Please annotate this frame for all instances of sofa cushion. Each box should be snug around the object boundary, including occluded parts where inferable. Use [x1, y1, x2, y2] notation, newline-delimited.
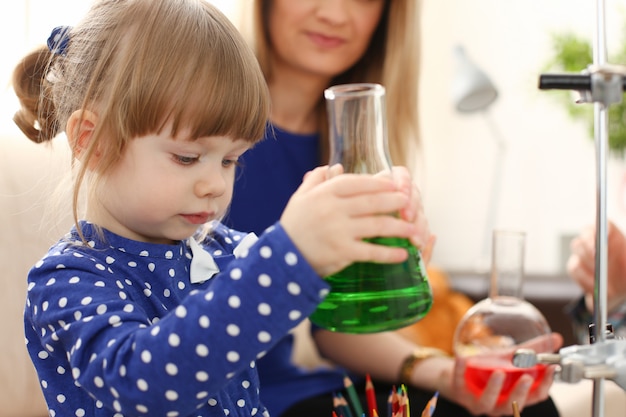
[0, 134, 72, 417]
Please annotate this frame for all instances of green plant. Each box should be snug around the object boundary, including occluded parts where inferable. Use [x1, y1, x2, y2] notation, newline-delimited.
[543, 30, 626, 155]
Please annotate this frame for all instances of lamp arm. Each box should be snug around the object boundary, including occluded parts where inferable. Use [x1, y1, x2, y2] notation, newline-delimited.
[482, 109, 508, 151]
[479, 109, 507, 268]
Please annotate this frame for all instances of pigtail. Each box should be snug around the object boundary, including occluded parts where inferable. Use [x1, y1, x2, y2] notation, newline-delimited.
[12, 46, 60, 144]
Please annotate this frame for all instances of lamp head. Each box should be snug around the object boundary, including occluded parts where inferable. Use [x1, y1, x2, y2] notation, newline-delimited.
[452, 45, 498, 113]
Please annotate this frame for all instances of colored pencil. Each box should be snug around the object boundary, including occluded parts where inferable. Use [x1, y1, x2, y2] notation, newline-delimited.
[344, 374, 365, 417]
[333, 393, 343, 417]
[400, 385, 409, 417]
[512, 401, 521, 417]
[391, 385, 400, 414]
[391, 385, 400, 415]
[338, 392, 354, 417]
[365, 374, 378, 417]
[420, 391, 438, 417]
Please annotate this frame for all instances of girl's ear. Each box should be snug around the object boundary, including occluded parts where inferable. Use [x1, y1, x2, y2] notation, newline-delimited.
[66, 109, 99, 165]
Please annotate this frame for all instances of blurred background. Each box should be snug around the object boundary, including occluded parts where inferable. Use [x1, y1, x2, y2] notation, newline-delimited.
[419, 0, 626, 276]
[2, 0, 625, 276]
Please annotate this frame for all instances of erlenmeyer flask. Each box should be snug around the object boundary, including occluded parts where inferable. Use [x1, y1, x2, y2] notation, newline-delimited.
[308, 83, 433, 333]
[453, 230, 553, 403]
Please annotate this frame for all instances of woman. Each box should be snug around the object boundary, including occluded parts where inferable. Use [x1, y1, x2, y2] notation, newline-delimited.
[225, 1, 562, 416]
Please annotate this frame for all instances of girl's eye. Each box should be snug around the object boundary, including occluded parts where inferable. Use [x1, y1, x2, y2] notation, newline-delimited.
[222, 159, 240, 168]
[173, 154, 199, 165]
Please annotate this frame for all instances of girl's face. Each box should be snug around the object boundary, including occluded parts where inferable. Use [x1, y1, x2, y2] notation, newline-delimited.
[267, 0, 385, 80]
[90, 127, 249, 244]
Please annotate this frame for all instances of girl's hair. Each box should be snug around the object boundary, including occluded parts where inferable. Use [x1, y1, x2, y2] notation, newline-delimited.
[239, 0, 422, 171]
[12, 0, 270, 234]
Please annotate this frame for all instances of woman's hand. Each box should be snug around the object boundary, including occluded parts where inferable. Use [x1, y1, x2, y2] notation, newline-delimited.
[446, 333, 562, 416]
[390, 166, 436, 264]
[567, 221, 626, 312]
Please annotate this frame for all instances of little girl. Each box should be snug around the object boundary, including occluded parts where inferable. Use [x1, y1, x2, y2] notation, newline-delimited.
[12, 0, 417, 416]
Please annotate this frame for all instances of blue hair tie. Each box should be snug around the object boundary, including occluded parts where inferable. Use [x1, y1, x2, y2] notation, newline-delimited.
[47, 26, 72, 56]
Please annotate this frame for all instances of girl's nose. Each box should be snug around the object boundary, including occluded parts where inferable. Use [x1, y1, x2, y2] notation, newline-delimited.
[194, 166, 226, 198]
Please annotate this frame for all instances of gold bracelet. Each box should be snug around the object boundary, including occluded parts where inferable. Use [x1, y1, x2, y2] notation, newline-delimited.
[399, 347, 449, 384]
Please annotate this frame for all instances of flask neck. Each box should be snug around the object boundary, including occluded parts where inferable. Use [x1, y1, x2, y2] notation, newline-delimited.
[489, 268, 524, 299]
[325, 83, 392, 175]
[489, 230, 526, 299]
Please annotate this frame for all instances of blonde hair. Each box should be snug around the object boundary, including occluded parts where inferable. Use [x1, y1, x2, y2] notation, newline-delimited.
[12, 0, 270, 236]
[239, 0, 422, 170]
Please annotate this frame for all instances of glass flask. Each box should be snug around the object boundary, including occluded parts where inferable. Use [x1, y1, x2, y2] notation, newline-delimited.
[308, 83, 433, 333]
[453, 230, 553, 403]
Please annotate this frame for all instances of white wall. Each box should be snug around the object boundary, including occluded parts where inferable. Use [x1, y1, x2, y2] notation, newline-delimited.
[420, 0, 626, 274]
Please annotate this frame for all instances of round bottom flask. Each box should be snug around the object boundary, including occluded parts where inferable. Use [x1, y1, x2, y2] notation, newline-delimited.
[453, 230, 554, 403]
[454, 296, 552, 402]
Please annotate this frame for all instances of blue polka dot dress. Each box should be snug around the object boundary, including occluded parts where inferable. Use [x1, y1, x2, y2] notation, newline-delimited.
[24, 221, 329, 417]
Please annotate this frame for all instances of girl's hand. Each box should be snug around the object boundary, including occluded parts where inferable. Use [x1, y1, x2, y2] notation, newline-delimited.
[280, 165, 417, 277]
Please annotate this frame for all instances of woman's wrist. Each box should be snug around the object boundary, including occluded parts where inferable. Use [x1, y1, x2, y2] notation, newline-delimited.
[585, 292, 626, 316]
[398, 347, 448, 383]
[398, 347, 452, 392]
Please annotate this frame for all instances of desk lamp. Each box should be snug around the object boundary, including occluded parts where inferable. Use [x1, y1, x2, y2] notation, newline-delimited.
[451, 45, 507, 271]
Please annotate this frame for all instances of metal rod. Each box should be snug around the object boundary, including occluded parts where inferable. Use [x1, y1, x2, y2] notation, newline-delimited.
[535, 4, 624, 413]
[592, 0, 609, 415]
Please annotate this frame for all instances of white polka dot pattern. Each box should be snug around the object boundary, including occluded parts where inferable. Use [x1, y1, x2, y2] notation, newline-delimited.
[24, 221, 328, 416]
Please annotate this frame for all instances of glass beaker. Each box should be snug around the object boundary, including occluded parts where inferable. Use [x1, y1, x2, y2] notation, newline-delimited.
[453, 230, 553, 403]
[308, 83, 433, 333]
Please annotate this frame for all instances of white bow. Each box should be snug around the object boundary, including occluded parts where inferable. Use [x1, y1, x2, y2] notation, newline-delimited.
[189, 233, 258, 284]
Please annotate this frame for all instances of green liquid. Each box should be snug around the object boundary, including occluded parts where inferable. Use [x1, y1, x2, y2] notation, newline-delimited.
[309, 237, 433, 333]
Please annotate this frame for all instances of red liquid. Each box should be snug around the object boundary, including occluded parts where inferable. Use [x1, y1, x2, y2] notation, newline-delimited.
[465, 356, 548, 403]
